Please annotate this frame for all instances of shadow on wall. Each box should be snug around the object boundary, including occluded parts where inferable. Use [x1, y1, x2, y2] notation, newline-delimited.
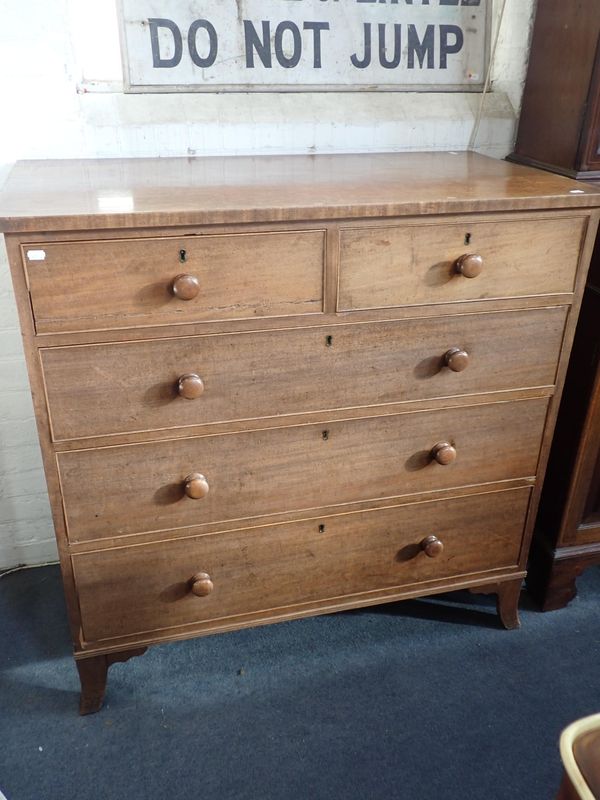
[0, 238, 57, 571]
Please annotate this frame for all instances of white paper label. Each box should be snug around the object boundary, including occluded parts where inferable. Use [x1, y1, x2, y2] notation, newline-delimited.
[26, 250, 46, 261]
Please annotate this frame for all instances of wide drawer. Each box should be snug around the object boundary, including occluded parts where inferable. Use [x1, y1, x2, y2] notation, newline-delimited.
[24, 230, 325, 334]
[58, 398, 548, 543]
[42, 307, 566, 441]
[73, 487, 531, 643]
[338, 216, 585, 310]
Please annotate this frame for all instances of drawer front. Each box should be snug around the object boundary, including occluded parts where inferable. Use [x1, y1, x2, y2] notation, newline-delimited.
[338, 217, 585, 310]
[24, 230, 325, 334]
[42, 307, 566, 441]
[73, 488, 530, 643]
[58, 398, 548, 543]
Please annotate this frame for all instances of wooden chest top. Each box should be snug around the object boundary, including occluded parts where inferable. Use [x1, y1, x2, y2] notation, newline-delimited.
[1, 151, 600, 233]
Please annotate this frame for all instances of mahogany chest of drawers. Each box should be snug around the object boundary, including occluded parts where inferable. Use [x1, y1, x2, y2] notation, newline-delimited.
[1, 152, 599, 714]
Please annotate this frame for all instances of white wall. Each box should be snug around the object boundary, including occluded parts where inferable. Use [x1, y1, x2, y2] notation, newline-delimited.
[0, 0, 536, 569]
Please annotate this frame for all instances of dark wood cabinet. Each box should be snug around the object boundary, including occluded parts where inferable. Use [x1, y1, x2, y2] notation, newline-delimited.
[510, 0, 600, 608]
[508, 0, 600, 180]
[528, 244, 600, 609]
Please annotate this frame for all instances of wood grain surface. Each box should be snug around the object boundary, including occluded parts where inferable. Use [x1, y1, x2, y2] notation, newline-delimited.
[338, 216, 585, 310]
[72, 487, 531, 643]
[40, 306, 567, 442]
[24, 230, 325, 333]
[1, 152, 600, 233]
[57, 398, 548, 543]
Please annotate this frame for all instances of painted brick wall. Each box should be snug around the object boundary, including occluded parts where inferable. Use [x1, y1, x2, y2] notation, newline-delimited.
[0, 0, 536, 568]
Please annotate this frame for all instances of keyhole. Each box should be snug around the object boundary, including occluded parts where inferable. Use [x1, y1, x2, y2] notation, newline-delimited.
[322, 430, 329, 441]
[318, 524, 326, 534]
[326, 335, 333, 347]
[179, 249, 187, 263]
[464, 233, 472, 246]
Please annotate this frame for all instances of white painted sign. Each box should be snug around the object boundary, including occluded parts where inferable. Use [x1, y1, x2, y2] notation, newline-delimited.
[119, 0, 490, 92]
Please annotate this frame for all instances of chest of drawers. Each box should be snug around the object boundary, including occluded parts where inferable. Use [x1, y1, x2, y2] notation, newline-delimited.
[1, 152, 599, 715]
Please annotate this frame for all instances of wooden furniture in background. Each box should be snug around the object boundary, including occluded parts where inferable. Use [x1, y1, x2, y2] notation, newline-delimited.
[509, 0, 600, 609]
[0, 153, 599, 713]
[528, 244, 600, 609]
[508, 0, 600, 180]
[557, 713, 600, 800]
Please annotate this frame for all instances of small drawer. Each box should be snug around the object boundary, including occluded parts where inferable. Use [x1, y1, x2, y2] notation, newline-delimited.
[24, 230, 325, 334]
[57, 397, 548, 543]
[338, 216, 585, 311]
[72, 487, 530, 643]
[41, 307, 567, 441]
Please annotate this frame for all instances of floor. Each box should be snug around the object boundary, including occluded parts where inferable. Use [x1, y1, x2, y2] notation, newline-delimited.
[1, 564, 599, 800]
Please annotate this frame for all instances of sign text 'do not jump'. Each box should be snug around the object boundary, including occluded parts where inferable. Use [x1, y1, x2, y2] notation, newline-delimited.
[119, 0, 490, 92]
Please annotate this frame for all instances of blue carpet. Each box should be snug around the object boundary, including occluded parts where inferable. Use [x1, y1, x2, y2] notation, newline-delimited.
[1, 565, 599, 800]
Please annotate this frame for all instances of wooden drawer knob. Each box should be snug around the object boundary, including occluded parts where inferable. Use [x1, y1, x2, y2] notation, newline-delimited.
[172, 274, 200, 300]
[431, 442, 457, 466]
[190, 572, 214, 597]
[455, 253, 483, 278]
[178, 373, 205, 400]
[420, 535, 444, 558]
[184, 473, 210, 499]
[444, 347, 470, 372]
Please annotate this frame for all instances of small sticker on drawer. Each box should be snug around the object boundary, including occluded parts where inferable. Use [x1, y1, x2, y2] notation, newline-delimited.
[26, 250, 46, 261]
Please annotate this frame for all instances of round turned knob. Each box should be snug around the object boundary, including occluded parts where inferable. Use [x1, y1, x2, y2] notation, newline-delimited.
[455, 253, 483, 279]
[172, 274, 200, 300]
[190, 572, 214, 597]
[178, 373, 205, 400]
[184, 473, 209, 499]
[431, 442, 457, 466]
[444, 347, 470, 373]
[420, 535, 444, 558]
